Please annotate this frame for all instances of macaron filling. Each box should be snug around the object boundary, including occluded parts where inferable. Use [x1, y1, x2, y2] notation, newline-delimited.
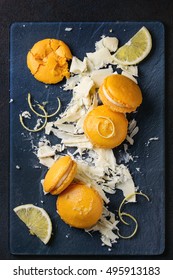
[102, 85, 129, 109]
[54, 162, 73, 191]
[43, 155, 77, 194]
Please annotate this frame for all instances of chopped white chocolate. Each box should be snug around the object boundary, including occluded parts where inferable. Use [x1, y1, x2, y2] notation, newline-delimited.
[70, 56, 87, 74]
[63, 75, 81, 91]
[126, 134, 134, 145]
[21, 111, 31, 119]
[117, 65, 138, 76]
[34, 118, 43, 130]
[130, 126, 139, 138]
[86, 48, 113, 69]
[45, 122, 53, 135]
[95, 36, 119, 52]
[39, 157, 55, 168]
[37, 145, 55, 158]
[128, 119, 137, 133]
[121, 71, 138, 83]
[116, 168, 136, 202]
[73, 76, 94, 97]
[65, 27, 72, 31]
[91, 67, 113, 88]
[86, 207, 119, 247]
[16, 165, 21, 169]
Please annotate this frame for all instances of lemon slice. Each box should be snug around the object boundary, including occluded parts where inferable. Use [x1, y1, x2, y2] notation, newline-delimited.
[114, 26, 152, 65]
[13, 204, 52, 244]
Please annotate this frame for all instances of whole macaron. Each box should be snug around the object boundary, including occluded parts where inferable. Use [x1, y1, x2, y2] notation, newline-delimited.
[57, 182, 103, 229]
[43, 155, 77, 195]
[27, 38, 72, 84]
[99, 74, 142, 113]
[83, 105, 128, 149]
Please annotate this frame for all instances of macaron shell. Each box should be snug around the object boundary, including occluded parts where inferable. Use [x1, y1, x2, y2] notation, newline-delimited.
[57, 182, 103, 229]
[99, 74, 142, 113]
[50, 161, 77, 195]
[27, 38, 72, 84]
[83, 105, 128, 148]
[52, 40, 73, 59]
[99, 85, 134, 113]
[43, 155, 75, 193]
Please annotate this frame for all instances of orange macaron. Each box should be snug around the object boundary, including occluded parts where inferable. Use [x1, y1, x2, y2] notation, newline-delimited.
[43, 155, 77, 195]
[57, 182, 103, 229]
[83, 105, 128, 149]
[99, 74, 142, 113]
[27, 38, 72, 84]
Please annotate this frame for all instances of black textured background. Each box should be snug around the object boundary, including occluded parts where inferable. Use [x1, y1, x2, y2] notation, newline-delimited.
[0, 0, 172, 260]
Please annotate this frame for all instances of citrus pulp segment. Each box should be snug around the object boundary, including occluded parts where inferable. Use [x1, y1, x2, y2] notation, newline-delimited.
[13, 204, 52, 244]
[114, 26, 152, 65]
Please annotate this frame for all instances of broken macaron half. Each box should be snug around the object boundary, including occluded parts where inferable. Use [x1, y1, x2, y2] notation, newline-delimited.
[27, 38, 72, 84]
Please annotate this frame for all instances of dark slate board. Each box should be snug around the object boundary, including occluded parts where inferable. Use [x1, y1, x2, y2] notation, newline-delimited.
[10, 22, 165, 255]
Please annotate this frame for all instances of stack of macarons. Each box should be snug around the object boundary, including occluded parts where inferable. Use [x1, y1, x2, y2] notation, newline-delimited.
[98, 74, 142, 113]
[83, 74, 142, 149]
[43, 155, 77, 195]
[43, 155, 103, 229]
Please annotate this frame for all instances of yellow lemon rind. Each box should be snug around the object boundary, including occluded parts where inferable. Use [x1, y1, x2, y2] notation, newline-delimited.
[19, 105, 48, 132]
[114, 26, 152, 65]
[28, 93, 61, 118]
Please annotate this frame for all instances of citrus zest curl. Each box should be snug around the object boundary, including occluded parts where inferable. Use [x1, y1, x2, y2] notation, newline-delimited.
[117, 212, 138, 239]
[118, 192, 149, 239]
[19, 105, 48, 132]
[28, 93, 61, 118]
[96, 116, 115, 139]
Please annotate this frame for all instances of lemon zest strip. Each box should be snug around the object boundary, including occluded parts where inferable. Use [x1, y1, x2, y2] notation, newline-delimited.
[118, 192, 149, 225]
[19, 105, 48, 132]
[117, 212, 138, 239]
[28, 93, 61, 118]
[96, 116, 115, 139]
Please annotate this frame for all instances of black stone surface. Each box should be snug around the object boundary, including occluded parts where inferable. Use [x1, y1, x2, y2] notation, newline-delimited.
[0, 0, 173, 260]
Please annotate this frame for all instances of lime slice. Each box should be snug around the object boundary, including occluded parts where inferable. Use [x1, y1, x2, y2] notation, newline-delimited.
[114, 26, 152, 65]
[13, 204, 52, 244]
